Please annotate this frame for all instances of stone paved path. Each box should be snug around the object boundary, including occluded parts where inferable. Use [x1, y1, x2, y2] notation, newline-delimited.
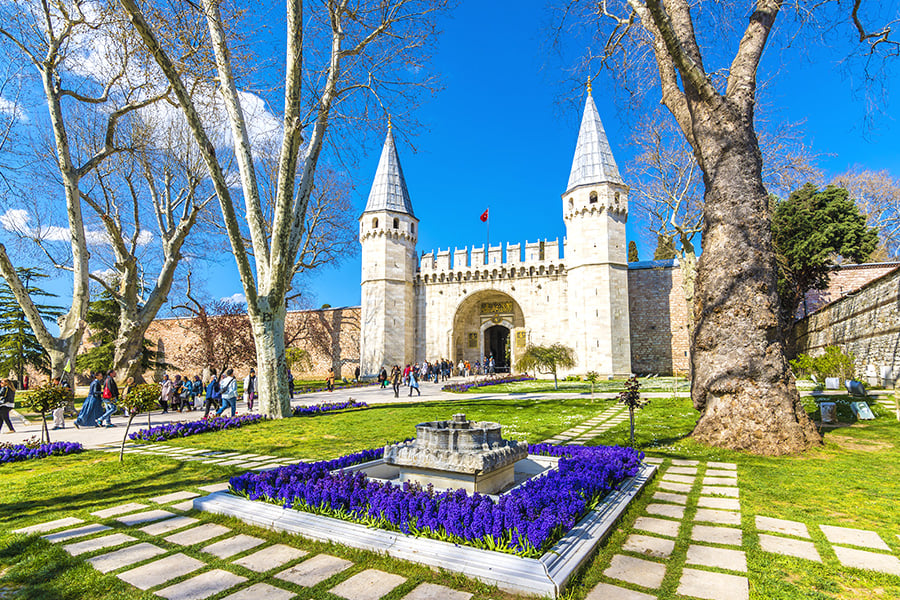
[586, 458, 749, 600]
[541, 405, 627, 444]
[97, 443, 308, 472]
[14, 484, 474, 600]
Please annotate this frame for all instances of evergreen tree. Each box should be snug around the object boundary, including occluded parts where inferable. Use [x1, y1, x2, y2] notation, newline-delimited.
[773, 183, 879, 324]
[653, 234, 677, 260]
[0, 268, 64, 384]
[76, 287, 164, 374]
[628, 240, 639, 262]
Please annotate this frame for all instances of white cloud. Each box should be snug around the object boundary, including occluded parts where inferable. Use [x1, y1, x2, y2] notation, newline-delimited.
[0, 208, 154, 247]
[91, 267, 117, 283]
[221, 292, 246, 305]
[0, 97, 27, 122]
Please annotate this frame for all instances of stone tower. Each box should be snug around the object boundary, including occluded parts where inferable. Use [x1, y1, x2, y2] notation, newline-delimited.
[562, 90, 632, 376]
[359, 125, 418, 376]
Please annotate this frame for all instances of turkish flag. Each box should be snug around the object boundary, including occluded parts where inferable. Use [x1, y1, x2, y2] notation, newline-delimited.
[480, 208, 489, 222]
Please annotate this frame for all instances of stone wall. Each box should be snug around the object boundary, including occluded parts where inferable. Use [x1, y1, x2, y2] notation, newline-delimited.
[797, 262, 900, 319]
[144, 306, 360, 382]
[627, 260, 691, 376]
[791, 266, 900, 387]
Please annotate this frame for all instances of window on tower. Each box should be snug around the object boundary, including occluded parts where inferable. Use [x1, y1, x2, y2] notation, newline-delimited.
[410, 223, 415, 234]
[372, 217, 379, 228]
[589, 191, 598, 204]
[393, 218, 399, 229]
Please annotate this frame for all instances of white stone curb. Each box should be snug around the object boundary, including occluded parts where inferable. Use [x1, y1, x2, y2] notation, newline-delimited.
[194, 462, 657, 598]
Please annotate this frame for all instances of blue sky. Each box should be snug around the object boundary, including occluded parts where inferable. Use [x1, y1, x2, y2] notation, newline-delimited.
[285, 2, 900, 309]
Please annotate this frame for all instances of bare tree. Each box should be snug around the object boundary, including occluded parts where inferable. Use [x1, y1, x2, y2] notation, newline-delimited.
[556, 0, 898, 454]
[630, 108, 821, 333]
[120, 0, 448, 417]
[0, 0, 169, 379]
[832, 169, 900, 258]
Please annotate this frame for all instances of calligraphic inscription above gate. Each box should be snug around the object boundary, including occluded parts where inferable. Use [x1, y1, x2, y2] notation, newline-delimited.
[480, 302, 513, 315]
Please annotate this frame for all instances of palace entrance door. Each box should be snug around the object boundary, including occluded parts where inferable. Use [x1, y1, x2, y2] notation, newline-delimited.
[484, 325, 510, 372]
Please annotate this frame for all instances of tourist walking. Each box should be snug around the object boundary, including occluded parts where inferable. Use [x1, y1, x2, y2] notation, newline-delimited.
[51, 377, 67, 430]
[326, 368, 335, 392]
[391, 365, 401, 398]
[287, 371, 294, 398]
[379, 367, 388, 389]
[75, 372, 104, 428]
[217, 369, 238, 417]
[0, 378, 15, 433]
[160, 374, 173, 413]
[97, 371, 119, 427]
[354, 366, 360, 383]
[408, 370, 420, 396]
[244, 368, 256, 411]
[203, 369, 221, 418]
[191, 375, 203, 409]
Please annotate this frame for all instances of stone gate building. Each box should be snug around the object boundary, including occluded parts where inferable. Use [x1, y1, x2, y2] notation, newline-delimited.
[359, 92, 638, 377]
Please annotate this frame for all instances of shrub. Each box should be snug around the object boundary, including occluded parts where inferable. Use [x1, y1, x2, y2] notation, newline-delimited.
[24, 384, 73, 444]
[117, 384, 164, 462]
[790, 346, 856, 383]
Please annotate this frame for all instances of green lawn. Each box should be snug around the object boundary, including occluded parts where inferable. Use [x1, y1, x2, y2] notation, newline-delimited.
[2, 392, 899, 599]
[459, 376, 690, 394]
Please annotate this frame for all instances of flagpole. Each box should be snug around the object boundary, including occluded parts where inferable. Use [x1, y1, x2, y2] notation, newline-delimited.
[486, 205, 490, 253]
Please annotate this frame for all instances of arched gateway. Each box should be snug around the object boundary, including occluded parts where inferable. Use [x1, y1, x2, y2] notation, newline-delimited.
[452, 291, 525, 373]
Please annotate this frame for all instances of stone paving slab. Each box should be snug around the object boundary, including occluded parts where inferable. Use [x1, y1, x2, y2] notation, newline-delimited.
[63, 533, 136, 556]
[275, 554, 353, 587]
[198, 483, 230, 493]
[87, 542, 167, 573]
[653, 491, 687, 505]
[633, 516, 681, 537]
[14, 517, 85, 534]
[691, 525, 742, 546]
[116, 509, 175, 526]
[151, 491, 200, 504]
[139, 516, 200, 536]
[695, 509, 741, 526]
[203, 534, 266, 559]
[329, 568, 407, 600]
[233, 544, 307, 572]
[703, 477, 738, 486]
[603, 554, 666, 589]
[700, 486, 739, 498]
[622, 534, 676, 559]
[832, 545, 900, 575]
[42, 523, 111, 543]
[222, 582, 296, 600]
[658, 481, 692, 493]
[215, 459, 246, 466]
[697, 497, 740, 511]
[661, 474, 695, 484]
[645, 503, 685, 519]
[686, 544, 747, 572]
[671, 459, 699, 466]
[171, 500, 197, 512]
[706, 469, 737, 478]
[118, 553, 205, 590]
[755, 516, 810, 539]
[820, 525, 891, 551]
[642, 457, 664, 465]
[156, 568, 247, 600]
[758, 533, 822, 562]
[585, 582, 655, 600]
[165, 523, 231, 546]
[707, 462, 737, 470]
[666, 466, 698, 475]
[400, 582, 473, 600]
[677, 567, 748, 600]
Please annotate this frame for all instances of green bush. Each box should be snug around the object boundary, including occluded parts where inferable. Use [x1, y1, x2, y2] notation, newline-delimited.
[790, 346, 855, 383]
[24, 384, 74, 443]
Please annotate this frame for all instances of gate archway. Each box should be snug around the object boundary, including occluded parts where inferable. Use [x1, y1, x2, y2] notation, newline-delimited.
[451, 291, 526, 373]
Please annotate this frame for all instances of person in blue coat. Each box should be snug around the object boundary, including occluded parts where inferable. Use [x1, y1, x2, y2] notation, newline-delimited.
[75, 372, 105, 428]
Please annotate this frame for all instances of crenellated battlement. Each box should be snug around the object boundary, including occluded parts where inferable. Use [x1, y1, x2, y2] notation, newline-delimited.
[418, 238, 566, 281]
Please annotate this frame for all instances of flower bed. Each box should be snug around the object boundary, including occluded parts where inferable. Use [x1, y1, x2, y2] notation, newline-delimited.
[294, 381, 377, 395]
[442, 374, 535, 393]
[0, 440, 83, 465]
[129, 414, 265, 442]
[230, 442, 642, 557]
[292, 401, 368, 417]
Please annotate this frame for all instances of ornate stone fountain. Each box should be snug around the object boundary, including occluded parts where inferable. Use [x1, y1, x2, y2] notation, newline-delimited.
[383, 413, 528, 494]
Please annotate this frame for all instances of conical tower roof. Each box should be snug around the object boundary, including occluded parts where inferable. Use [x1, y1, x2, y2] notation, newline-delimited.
[363, 127, 415, 217]
[566, 93, 623, 192]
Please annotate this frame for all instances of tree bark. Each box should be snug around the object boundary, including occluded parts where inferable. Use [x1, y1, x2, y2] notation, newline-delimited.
[249, 303, 291, 419]
[689, 116, 820, 455]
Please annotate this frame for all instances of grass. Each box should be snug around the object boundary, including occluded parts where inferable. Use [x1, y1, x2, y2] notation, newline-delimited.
[2, 391, 900, 599]
[462, 376, 691, 394]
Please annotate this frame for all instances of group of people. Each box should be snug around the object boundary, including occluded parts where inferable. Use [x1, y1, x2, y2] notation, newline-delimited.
[73, 371, 125, 429]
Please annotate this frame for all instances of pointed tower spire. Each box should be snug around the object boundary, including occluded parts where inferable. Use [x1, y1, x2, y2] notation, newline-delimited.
[566, 92, 623, 192]
[364, 126, 415, 216]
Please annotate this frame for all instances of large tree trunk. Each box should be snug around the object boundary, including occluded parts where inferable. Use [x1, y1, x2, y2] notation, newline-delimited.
[690, 118, 821, 455]
[113, 330, 146, 384]
[249, 303, 290, 418]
